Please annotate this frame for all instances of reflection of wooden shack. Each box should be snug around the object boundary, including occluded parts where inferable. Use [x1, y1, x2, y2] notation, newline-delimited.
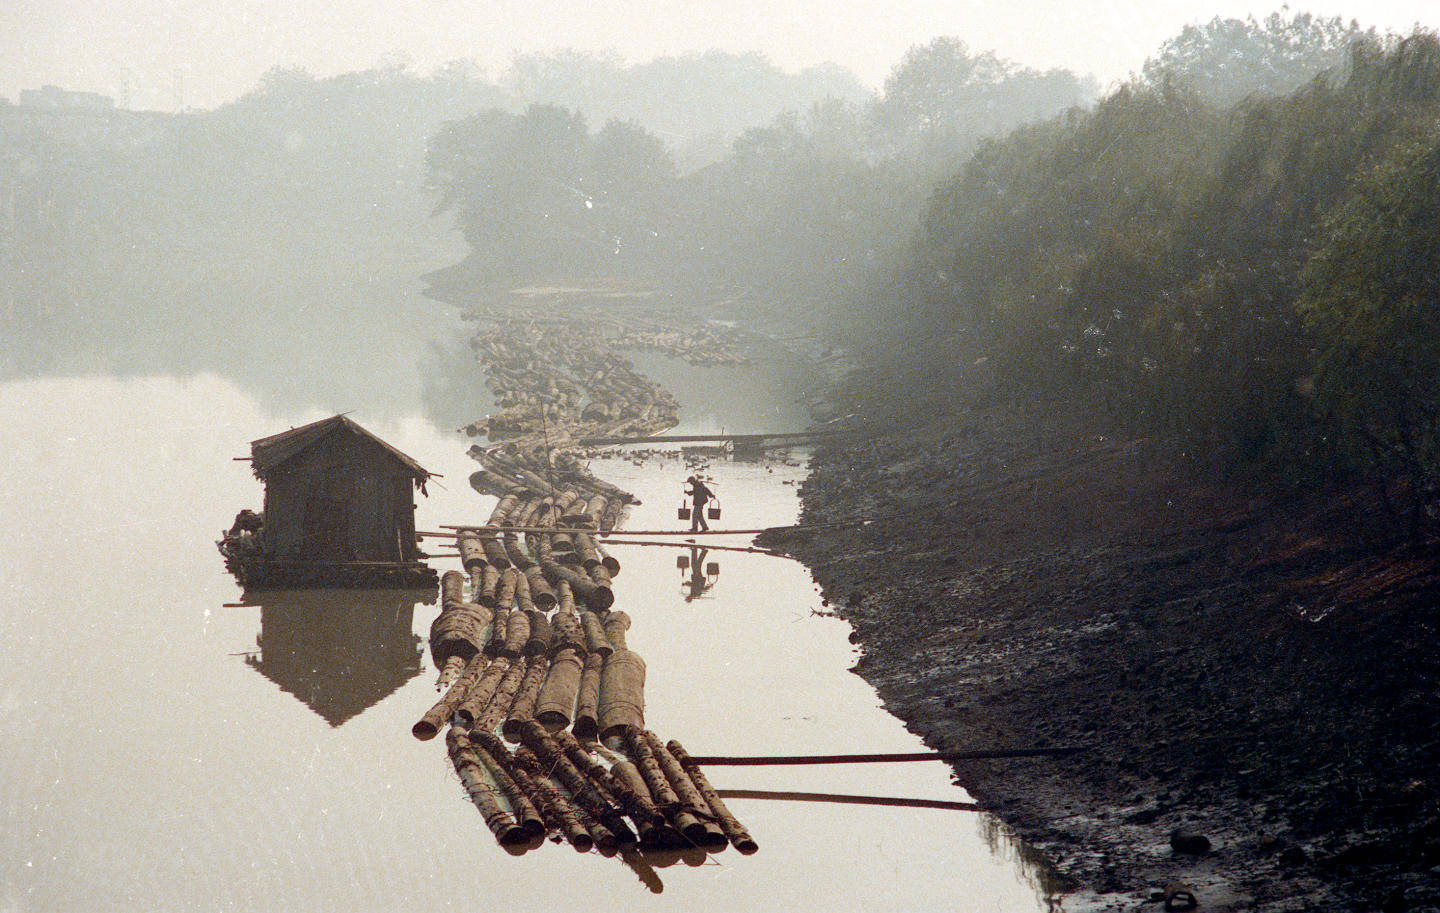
[221, 414, 439, 589]
[242, 589, 430, 725]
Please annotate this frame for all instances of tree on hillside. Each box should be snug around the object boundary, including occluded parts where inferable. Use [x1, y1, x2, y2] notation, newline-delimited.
[1143, 12, 1373, 104]
[584, 119, 678, 271]
[874, 37, 1093, 167]
[427, 105, 594, 279]
[1299, 138, 1440, 523]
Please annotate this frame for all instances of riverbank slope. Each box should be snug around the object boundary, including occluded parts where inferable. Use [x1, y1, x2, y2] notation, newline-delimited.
[761, 396, 1440, 912]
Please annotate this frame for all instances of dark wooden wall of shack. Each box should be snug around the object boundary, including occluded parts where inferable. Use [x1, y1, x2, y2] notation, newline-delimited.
[260, 432, 421, 562]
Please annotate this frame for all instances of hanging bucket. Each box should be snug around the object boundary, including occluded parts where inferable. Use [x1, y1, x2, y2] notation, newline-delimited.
[678, 504, 691, 521]
[707, 504, 721, 520]
[676, 555, 689, 570]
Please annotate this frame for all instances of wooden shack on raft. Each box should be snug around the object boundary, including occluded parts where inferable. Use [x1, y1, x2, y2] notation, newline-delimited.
[219, 414, 439, 589]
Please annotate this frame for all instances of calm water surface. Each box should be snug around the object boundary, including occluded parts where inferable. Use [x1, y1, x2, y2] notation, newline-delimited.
[0, 358, 1057, 912]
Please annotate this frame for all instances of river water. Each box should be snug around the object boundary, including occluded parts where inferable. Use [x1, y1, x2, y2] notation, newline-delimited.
[0, 346, 1059, 911]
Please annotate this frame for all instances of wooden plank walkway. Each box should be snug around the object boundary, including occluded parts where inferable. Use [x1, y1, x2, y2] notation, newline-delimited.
[577, 429, 854, 447]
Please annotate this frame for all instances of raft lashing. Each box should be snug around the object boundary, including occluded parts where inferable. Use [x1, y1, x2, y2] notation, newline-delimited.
[413, 305, 757, 858]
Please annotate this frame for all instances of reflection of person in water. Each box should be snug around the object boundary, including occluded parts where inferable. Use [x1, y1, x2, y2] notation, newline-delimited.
[682, 546, 715, 602]
[685, 475, 714, 532]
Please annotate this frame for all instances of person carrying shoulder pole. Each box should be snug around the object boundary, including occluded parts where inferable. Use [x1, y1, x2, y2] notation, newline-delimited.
[685, 475, 715, 532]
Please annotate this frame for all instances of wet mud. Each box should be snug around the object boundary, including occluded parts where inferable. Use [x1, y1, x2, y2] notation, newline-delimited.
[762, 399, 1440, 912]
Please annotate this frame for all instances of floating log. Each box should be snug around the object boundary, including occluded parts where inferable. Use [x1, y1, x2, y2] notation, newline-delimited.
[441, 569, 466, 606]
[502, 655, 550, 741]
[523, 566, 557, 609]
[541, 561, 612, 610]
[475, 655, 529, 733]
[519, 723, 635, 847]
[457, 531, 489, 571]
[482, 533, 511, 569]
[485, 604, 510, 658]
[510, 748, 592, 852]
[477, 563, 501, 608]
[413, 653, 489, 741]
[435, 654, 467, 692]
[604, 751, 684, 850]
[501, 606, 530, 658]
[597, 543, 621, 576]
[521, 725, 616, 819]
[513, 569, 536, 613]
[572, 530, 600, 569]
[555, 580, 576, 613]
[623, 727, 680, 813]
[647, 733, 725, 849]
[668, 739, 758, 854]
[550, 606, 584, 654]
[446, 730, 526, 846]
[602, 611, 630, 650]
[573, 651, 604, 739]
[455, 656, 512, 727]
[580, 611, 613, 656]
[495, 567, 519, 610]
[598, 649, 645, 740]
[535, 646, 583, 731]
[589, 563, 613, 592]
[555, 731, 662, 847]
[470, 734, 545, 841]
[584, 740, 663, 829]
[524, 610, 552, 655]
[429, 600, 492, 668]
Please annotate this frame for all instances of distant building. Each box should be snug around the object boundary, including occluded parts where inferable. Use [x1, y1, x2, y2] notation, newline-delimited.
[221, 414, 438, 589]
[18, 85, 115, 112]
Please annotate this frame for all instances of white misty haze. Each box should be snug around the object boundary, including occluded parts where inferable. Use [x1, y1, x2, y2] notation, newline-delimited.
[3, 0, 1437, 110]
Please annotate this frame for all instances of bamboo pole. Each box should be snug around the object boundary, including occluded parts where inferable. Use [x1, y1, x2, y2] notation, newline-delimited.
[677, 746, 1088, 765]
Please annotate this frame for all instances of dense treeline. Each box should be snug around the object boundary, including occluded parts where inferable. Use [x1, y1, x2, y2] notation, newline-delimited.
[0, 50, 881, 380]
[426, 38, 1094, 310]
[871, 30, 1440, 526]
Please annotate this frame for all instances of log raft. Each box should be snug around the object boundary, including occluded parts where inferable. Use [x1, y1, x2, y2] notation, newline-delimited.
[414, 309, 762, 862]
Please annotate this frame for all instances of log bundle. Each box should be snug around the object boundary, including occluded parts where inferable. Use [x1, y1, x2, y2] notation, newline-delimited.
[419, 540, 754, 858]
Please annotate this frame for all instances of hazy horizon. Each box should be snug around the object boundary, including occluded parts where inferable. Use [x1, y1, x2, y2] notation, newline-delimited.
[5, 0, 1438, 112]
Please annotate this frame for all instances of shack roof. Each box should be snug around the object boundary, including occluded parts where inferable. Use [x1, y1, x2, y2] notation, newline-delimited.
[250, 415, 432, 481]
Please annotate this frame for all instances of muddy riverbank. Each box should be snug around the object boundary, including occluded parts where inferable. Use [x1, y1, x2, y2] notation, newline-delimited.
[762, 394, 1440, 912]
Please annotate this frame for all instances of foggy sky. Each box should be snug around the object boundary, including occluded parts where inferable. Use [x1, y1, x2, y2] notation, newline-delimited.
[4, 0, 1438, 111]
